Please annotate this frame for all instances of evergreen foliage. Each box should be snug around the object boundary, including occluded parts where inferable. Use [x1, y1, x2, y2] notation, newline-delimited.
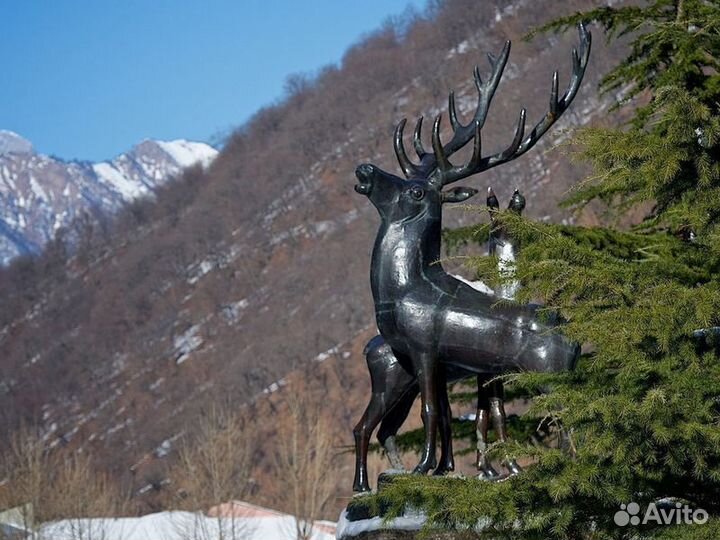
[356, 2, 720, 537]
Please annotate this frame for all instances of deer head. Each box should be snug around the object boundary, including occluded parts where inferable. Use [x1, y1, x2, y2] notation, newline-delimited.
[488, 187, 526, 300]
[354, 23, 591, 224]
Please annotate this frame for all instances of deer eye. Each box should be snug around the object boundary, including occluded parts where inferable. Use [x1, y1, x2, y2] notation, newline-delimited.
[409, 187, 425, 200]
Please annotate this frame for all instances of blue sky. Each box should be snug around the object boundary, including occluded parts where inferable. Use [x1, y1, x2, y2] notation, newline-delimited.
[1, 1, 425, 162]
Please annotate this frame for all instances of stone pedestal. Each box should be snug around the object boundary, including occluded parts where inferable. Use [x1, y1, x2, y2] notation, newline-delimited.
[337, 530, 483, 540]
[336, 471, 485, 540]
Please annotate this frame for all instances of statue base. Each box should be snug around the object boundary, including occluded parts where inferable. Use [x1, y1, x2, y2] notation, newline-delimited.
[337, 470, 487, 540]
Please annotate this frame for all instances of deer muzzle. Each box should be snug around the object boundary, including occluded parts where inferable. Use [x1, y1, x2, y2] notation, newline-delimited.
[354, 164, 374, 195]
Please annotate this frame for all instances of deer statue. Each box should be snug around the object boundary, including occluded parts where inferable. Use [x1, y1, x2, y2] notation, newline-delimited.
[475, 187, 526, 479]
[351, 190, 528, 492]
[353, 23, 589, 477]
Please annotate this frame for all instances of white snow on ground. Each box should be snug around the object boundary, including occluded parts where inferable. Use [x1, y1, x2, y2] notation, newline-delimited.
[153, 432, 183, 458]
[0, 130, 33, 154]
[262, 378, 287, 395]
[187, 257, 216, 285]
[29, 175, 49, 202]
[155, 140, 218, 168]
[93, 162, 146, 199]
[221, 298, 249, 323]
[316, 346, 341, 363]
[40, 503, 335, 540]
[174, 324, 203, 364]
[446, 38, 472, 58]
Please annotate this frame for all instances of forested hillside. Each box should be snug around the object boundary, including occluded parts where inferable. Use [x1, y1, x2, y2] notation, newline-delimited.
[0, 0, 627, 514]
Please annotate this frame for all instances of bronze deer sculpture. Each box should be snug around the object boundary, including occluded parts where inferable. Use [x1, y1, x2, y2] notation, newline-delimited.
[352, 190, 526, 492]
[354, 23, 589, 477]
[476, 187, 526, 478]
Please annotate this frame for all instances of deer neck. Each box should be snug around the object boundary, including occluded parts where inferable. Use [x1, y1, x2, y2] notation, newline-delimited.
[370, 215, 444, 305]
[489, 231, 520, 300]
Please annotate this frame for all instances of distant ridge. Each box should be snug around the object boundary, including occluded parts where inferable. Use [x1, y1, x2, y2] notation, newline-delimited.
[0, 130, 34, 155]
[0, 134, 217, 263]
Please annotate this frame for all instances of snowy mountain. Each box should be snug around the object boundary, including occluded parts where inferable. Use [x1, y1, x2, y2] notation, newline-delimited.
[0, 131, 217, 263]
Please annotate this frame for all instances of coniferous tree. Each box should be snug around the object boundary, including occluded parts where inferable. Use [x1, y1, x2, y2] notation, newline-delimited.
[356, 2, 720, 538]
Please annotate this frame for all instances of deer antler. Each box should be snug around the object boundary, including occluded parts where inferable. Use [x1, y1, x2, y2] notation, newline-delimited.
[394, 40, 511, 180]
[394, 23, 591, 187]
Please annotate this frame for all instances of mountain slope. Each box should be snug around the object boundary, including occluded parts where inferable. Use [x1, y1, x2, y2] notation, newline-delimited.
[0, 131, 217, 263]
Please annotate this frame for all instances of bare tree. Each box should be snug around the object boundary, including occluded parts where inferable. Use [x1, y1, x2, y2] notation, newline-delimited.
[170, 406, 255, 540]
[41, 454, 126, 540]
[272, 392, 336, 540]
[0, 429, 125, 540]
[0, 427, 46, 537]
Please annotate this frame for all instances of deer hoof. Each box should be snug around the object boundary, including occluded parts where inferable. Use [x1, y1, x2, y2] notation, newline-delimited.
[413, 457, 436, 475]
[504, 459, 523, 476]
[432, 461, 455, 476]
[353, 481, 372, 493]
[477, 464, 500, 480]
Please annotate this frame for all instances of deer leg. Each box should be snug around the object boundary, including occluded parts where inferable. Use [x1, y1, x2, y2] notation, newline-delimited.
[353, 397, 386, 492]
[377, 385, 418, 471]
[412, 352, 439, 475]
[488, 380, 522, 476]
[353, 339, 416, 492]
[476, 375, 499, 479]
[353, 386, 415, 491]
[434, 367, 455, 475]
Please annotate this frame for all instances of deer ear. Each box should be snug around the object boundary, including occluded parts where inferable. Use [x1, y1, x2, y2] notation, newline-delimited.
[442, 186, 478, 204]
[508, 188, 526, 213]
[487, 186, 499, 210]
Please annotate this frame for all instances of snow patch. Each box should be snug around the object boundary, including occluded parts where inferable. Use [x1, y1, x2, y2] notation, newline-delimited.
[154, 140, 218, 168]
[29, 175, 48, 202]
[187, 258, 215, 284]
[174, 325, 204, 364]
[149, 377, 165, 391]
[447, 39, 472, 58]
[316, 346, 341, 363]
[93, 162, 146, 199]
[262, 378, 287, 395]
[221, 299, 249, 323]
[41, 507, 335, 540]
[154, 433, 183, 458]
[0, 130, 33, 155]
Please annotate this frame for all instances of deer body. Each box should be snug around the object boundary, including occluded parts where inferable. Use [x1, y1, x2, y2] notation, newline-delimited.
[359, 162, 580, 472]
[474, 188, 527, 478]
[354, 23, 590, 476]
[352, 191, 528, 492]
[367, 187, 575, 375]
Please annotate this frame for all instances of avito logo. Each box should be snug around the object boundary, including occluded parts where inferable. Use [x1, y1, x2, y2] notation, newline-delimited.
[614, 501, 708, 527]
